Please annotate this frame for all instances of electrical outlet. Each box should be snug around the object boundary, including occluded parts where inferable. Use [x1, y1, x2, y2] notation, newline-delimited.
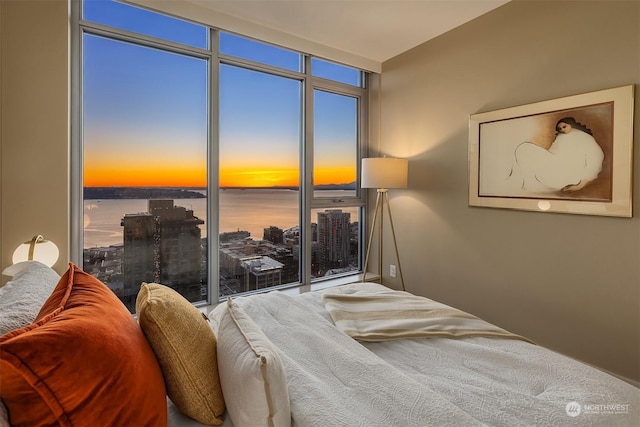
[390, 264, 397, 278]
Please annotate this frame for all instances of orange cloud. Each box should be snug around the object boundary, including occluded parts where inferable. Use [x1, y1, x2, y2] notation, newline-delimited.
[314, 166, 356, 186]
[220, 168, 299, 187]
[84, 166, 206, 187]
[85, 165, 355, 188]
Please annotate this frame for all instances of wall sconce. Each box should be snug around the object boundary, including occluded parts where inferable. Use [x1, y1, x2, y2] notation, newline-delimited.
[3, 235, 59, 277]
[361, 157, 408, 290]
[12, 235, 59, 267]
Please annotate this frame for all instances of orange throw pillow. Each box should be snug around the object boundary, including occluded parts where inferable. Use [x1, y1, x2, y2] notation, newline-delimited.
[0, 263, 167, 427]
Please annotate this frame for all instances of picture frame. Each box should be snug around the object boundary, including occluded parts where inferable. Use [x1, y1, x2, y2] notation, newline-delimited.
[468, 85, 634, 217]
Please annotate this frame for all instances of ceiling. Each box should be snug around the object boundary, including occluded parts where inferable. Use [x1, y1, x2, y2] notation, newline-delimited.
[188, 0, 510, 63]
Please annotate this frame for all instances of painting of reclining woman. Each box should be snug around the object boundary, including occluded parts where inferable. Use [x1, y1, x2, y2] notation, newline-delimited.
[478, 102, 613, 202]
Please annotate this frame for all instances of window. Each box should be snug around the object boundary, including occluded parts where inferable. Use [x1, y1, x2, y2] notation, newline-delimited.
[313, 90, 358, 197]
[81, 34, 208, 313]
[73, 0, 367, 310]
[311, 58, 362, 86]
[220, 32, 301, 72]
[218, 64, 302, 294]
[83, 0, 208, 49]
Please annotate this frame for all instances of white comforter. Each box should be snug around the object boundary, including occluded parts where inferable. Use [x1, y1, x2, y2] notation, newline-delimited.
[234, 283, 639, 427]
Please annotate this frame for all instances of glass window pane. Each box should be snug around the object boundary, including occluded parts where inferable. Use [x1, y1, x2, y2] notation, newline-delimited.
[314, 90, 358, 197]
[219, 64, 302, 297]
[82, 34, 208, 313]
[83, 0, 208, 49]
[220, 32, 302, 72]
[312, 58, 361, 86]
[311, 208, 360, 279]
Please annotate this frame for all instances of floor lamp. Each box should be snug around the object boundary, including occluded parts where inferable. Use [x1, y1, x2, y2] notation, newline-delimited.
[361, 157, 408, 291]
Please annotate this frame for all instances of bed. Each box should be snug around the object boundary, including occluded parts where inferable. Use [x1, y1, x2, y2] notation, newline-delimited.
[1, 262, 638, 426]
[170, 281, 639, 427]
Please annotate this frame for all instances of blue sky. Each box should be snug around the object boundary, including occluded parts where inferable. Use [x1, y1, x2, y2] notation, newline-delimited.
[82, 0, 359, 187]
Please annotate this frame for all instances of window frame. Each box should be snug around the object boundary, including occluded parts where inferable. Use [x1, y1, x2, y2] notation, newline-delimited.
[71, 1, 368, 306]
[306, 68, 368, 285]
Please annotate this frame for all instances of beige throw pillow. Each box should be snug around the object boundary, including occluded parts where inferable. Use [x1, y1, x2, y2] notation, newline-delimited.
[136, 283, 225, 425]
[213, 298, 290, 427]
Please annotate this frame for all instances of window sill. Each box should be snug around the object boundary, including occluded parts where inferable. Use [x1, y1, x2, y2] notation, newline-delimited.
[199, 272, 379, 315]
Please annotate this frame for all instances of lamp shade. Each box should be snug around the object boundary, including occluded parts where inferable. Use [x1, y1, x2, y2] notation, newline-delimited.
[12, 235, 59, 267]
[361, 157, 408, 189]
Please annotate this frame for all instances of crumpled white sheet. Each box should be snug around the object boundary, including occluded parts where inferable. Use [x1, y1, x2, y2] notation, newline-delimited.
[236, 290, 483, 427]
[236, 283, 640, 427]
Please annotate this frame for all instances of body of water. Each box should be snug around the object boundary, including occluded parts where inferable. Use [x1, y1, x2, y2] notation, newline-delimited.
[84, 189, 359, 248]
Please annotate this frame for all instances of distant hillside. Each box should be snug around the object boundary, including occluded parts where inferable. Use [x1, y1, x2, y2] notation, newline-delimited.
[218, 182, 357, 191]
[84, 187, 206, 200]
[85, 182, 356, 199]
[314, 182, 357, 190]
[226, 182, 357, 190]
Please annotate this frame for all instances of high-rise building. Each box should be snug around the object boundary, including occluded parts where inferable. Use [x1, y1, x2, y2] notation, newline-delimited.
[239, 255, 284, 291]
[317, 209, 351, 274]
[121, 199, 204, 312]
[149, 200, 204, 296]
[121, 212, 157, 311]
[219, 239, 289, 293]
[263, 225, 284, 244]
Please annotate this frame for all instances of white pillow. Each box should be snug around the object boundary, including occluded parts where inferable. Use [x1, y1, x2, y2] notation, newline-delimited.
[0, 261, 60, 335]
[212, 298, 290, 427]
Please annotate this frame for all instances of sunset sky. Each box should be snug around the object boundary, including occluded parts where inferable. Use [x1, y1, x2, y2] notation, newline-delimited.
[82, 0, 357, 189]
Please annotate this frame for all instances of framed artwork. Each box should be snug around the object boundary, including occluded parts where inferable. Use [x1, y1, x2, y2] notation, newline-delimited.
[468, 85, 634, 217]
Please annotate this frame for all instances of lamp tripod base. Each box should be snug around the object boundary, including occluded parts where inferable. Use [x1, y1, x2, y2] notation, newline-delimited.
[363, 189, 405, 291]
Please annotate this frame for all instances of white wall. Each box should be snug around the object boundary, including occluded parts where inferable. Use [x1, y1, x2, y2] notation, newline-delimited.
[377, 0, 640, 381]
[1, 0, 69, 281]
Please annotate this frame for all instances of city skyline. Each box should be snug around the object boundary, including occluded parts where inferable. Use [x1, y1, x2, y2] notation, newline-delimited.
[84, 196, 359, 309]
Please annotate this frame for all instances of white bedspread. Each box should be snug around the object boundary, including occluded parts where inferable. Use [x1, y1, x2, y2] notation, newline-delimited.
[235, 290, 482, 426]
[235, 283, 639, 427]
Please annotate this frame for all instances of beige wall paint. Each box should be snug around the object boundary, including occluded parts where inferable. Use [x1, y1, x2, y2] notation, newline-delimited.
[0, 0, 69, 282]
[377, 0, 640, 381]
